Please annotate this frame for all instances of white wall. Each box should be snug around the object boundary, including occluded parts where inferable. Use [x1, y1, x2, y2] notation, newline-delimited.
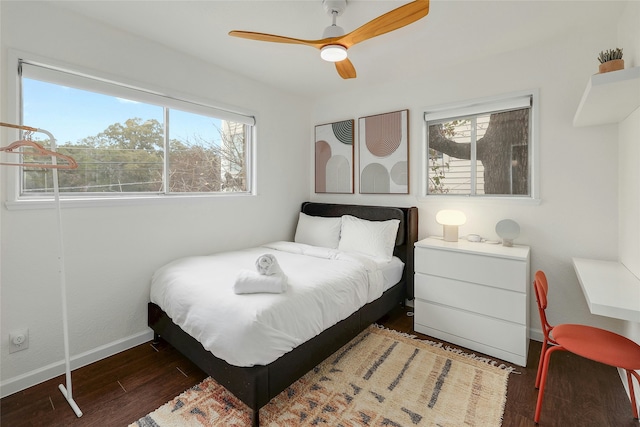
[310, 6, 627, 338]
[0, 1, 311, 396]
[618, 0, 640, 281]
[617, 0, 640, 407]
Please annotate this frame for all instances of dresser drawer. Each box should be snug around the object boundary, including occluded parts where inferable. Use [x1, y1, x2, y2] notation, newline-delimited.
[414, 300, 528, 358]
[415, 273, 527, 325]
[415, 247, 527, 292]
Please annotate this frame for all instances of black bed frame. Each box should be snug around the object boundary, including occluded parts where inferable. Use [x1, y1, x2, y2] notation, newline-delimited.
[148, 202, 418, 426]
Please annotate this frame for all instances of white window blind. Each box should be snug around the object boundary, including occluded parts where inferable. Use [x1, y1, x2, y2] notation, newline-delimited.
[20, 61, 256, 126]
[424, 95, 532, 123]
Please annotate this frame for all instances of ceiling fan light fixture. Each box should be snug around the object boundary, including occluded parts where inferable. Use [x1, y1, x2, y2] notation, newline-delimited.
[320, 45, 347, 62]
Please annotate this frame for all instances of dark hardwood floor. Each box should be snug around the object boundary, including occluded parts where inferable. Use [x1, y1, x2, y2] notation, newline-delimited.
[1, 305, 636, 426]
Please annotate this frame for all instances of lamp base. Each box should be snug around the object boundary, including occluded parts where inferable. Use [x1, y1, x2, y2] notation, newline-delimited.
[442, 225, 459, 242]
[502, 238, 514, 247]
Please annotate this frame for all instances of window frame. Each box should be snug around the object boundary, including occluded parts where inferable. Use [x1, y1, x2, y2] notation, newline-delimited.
[421, 90, 540, 202]
[4, 50, 258, 210]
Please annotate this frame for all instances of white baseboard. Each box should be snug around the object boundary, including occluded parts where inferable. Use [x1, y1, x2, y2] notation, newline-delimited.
[529, 327, 544, 343]
[0, 329, 154, 399]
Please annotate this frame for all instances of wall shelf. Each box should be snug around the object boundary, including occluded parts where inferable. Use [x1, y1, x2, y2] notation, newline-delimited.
[573, 66, 640, 127]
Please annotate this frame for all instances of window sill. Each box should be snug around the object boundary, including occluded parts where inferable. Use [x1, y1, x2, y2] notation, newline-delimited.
[417, 194, 541, 206]
[4, 192, 255, 210]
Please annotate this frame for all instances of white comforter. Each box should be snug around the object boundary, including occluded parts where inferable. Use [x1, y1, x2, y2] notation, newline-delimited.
[150, 241, 392, 367]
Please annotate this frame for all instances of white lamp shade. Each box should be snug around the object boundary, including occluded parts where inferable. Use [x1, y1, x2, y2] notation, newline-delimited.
[320, 45, 348, 62]
[436, 210, 467, 226]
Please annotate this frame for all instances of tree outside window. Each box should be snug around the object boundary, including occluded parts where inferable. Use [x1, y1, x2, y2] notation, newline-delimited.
[425, 97, 532, 197]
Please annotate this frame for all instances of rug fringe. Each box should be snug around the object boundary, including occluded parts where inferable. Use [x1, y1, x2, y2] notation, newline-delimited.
[372, 323, 517, 374]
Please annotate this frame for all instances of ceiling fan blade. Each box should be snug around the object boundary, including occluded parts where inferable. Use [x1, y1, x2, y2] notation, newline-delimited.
[338, 0, 430, 48]
[229, 30, 325, 49]
[335, 58, 356, 79]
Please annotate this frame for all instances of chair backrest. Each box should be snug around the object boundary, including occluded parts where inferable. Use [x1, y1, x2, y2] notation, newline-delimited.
[534, 270, 548, 309]
[534, 270, 555, 343]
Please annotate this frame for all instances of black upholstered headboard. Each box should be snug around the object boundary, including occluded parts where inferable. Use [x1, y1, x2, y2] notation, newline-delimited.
[300, 202, 418, 300]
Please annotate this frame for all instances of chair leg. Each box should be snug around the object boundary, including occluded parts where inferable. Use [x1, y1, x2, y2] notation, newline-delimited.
[534, 345, 564, 423]
[535, 339, 549, 389]
[628, 370, 640, 420]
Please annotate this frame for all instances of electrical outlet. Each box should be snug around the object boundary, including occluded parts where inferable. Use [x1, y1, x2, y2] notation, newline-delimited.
[9, 329, 29, 353]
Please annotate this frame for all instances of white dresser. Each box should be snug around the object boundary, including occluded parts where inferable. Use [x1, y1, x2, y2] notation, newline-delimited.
[414, 237, 530, 366]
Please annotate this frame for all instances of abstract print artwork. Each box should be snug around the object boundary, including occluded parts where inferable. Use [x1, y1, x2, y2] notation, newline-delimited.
[315, 119, 354, 193]
[359, 110, 409, 194]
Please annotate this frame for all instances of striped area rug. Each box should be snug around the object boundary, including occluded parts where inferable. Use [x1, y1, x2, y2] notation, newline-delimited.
[131, 325, 512, 426]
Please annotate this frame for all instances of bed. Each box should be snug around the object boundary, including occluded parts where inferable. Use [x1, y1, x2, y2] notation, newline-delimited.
[147, 202, 418, 426]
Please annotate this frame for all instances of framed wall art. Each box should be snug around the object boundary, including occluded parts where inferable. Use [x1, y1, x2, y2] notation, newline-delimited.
[314, 119, 354, 193]
[358, 109, 409, 194]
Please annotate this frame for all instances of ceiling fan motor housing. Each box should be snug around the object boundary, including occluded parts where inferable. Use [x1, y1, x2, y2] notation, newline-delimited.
[322, 24, 345, 38]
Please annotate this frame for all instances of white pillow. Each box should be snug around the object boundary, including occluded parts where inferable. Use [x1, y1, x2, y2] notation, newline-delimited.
[338, 215, 400, 262]
[294, 212, 342, 248]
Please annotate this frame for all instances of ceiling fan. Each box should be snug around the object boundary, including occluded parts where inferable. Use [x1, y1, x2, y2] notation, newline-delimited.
[228, 0, 430, 79]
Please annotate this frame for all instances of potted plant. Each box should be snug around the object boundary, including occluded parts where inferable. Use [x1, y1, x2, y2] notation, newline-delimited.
[598, 48, 624, 73]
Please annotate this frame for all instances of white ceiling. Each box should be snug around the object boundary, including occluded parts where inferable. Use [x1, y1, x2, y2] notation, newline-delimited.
[50, 0, 626, 99]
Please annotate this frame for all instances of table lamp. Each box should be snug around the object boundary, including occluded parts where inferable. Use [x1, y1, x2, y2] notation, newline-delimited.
[495, 219, 520, 247]
[436, 210, 466, 242]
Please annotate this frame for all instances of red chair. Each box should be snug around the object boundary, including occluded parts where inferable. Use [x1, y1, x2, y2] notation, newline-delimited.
[533, 270, 640, 424]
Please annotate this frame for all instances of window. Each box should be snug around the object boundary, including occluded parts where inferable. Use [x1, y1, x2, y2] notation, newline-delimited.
[18, 61, 254, 198]
[424, 94, 534, 198]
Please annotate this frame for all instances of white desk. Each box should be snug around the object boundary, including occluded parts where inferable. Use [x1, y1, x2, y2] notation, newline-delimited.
[572, 258, 640, 323]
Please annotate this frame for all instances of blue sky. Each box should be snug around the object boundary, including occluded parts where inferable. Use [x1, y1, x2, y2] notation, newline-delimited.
[22, 79, 222, 146]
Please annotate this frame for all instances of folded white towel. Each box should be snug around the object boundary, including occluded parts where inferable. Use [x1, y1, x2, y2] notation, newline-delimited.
[233, 269, 287, 294]
[255, 253, 284, 276]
